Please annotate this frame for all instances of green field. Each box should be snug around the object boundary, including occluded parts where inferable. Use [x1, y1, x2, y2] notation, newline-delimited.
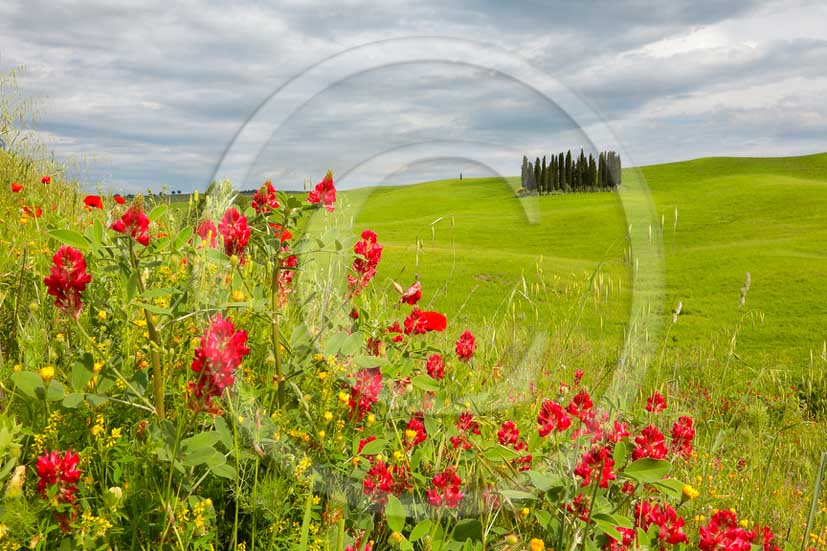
[350, 153, 827, 376]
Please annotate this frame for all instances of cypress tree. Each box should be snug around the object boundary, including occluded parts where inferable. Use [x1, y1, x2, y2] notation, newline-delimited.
[540, 155, 547, 195]
[565, 150, 572, 191]
[534, 157, 542, 194]
[521, 155, 529, 190]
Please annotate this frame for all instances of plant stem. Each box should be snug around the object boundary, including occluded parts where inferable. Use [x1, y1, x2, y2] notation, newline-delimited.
[271, 247, 284, 407]
[129, 239, 165, 419]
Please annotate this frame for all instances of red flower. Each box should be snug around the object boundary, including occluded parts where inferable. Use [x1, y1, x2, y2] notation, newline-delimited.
[427, 467, 464, 508]
[113, 194, 126, 204]
[23, 205, 43, 218]
[455, 330, 476, 362]
[450, 411, 480, 450]
[41, 175, 51, 184]
[498, 421, 520, 446]
[606, 526, 636, 551]
[196, 220, 219, 248]
[349, 368, 383, 420]
[363, 460, 394, 505]
[699, 511, 753, 551]
[189, 313, 250, 413]
[43, 246, 92, 318]
[635, 501, 688, 546]
[83, 195, 104, 209]
[270, 223, 292, 242]
[567, 390, 594, 419]
[36, 449, 81, 505]
[218, 207, 250, 261]
[671, 416, 695, 459]
[348, 230, 383, 298]
[307, 170, 336, 212]
[574, 446, 616, 488]
[111, 205, 150, 246]
[404, 414, 427, 448]
[574, 369, 584, 385]
[426, 353, 445, 380]
[400, 281, 422, 305]
[646, 391, 667, 413]
[403, 308, 447, 335]
[609, 420, 630, 443]
[277, 244, 298, 307]
[11, 182, 23, 192]
[538, 400, 572, 436]
[632, 425, 668, 460]
[386, 321, 404, 343]
[252, 180, 279, 214]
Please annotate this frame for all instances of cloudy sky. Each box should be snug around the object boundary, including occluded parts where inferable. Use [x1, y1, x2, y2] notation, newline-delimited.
[0, 0, 825, 193]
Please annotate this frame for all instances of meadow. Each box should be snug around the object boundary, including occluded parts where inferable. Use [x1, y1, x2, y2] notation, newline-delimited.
[1, 123, 827, 550]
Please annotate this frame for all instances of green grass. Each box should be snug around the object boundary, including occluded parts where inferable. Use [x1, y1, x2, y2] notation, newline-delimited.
[349, 152, 827, 374]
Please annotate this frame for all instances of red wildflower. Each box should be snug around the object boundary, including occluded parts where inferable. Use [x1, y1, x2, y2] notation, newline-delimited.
[635, 501, 688, 546]
[403, 307, 447, 335]
[83, 195, 104, 209]
[41, 175, 51, 184]
[196, 219, 219, 248]
[348, 230, 383, 297]
[538, 399, 572, 436]
[574, 446, 616, 488]
[277, 244, 297, 307]
[574, 369, 584, 385]
[671, 416, 695, 459]
[404, 414, 427, 448]
[606, 526, 636, 551]
[36, 449, 81, 505]
[567, 494, 591, 523]
[11, 182, 23, 192]
[608, 420, 630, 443]
[498, 421, 520, 446]
[646, 391, 667, 413]
[386, 321, 404, 343]
[43, 246, 92, 318]
[252, 180, 279, 214]
[450, 411, 480, 450]
[270, 223, 292, 242]
[567, 390, 594, 419]
[426, 353, 445, 380]
[632, 425, 668, 460]
[400, 281, 422, 305]
[427, 467, 464, 508]
[113, 194, 126, 204]
[699, 510, 753, 551]
[307, 170, 336, 212]
[455, 330, 476, 362]
[363, 460, 394, 505]
[111, 205, 150, 246]
[22, 205, 43, 218]
[189, 313, 250, 413]
[218, 207, 250, 261]
[349, 368, 383, 420]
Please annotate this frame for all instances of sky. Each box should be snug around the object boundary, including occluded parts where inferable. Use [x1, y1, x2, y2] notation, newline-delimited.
[0, 0, 825, 193]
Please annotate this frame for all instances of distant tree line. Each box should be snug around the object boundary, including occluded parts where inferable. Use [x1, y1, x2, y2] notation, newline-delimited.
[521, 150, 621, 194]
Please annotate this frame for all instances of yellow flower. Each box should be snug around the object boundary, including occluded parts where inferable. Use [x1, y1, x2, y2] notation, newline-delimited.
[367, 414, 376, 425]
[739, 519, 749, 528]
[93, 361, 104, 374]
[317, 371, 329, 381]
[405, 429, 417, 441]
[91, 415, 106, 439]
[393, 451, 404, 462]
[521, 507, 530, 518]
[232, 290, 245, 302]
[529, 538, 545, 551]
[682, 484, 700, 500]
[97, 310, 108, 321]
[338, 392, 349, 404]
[12, 364, 22, 373]
[317, 430, 326, 440]
[39, 365, 55, 384]
[323, 411, 333, 422]
[389, 532, 404, 544]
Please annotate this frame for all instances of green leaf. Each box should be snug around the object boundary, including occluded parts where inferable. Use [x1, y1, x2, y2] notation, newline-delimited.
[623, 458, 671, 484]
[62, 393, 85, 409]
[358, 438, 387, 456]
[148, 205, 168, 222]
[210, 463, 236, 479]
[70, 354, 95, 391]
[172, 227, 193, 251]
[132, 302, 172, 317]
[181, 431, 221, 452]
[182, 447, 220, 467]
[385, 495, 406, 533]
[650, 477, 685, 499]
[409, 519, 432, 542]
[214, 417, 234, 450]
[411, 375, 441, 393]
[45, 380, 65, 402]
[527, 470, 562, 492]
[11, 372, 44, 400]
[452, 519, 482, 542]
[484, 445, 520, 461]
[498, 489, 535, 501]
[591, 515, 623, 542]
[49, 229, 88, 250]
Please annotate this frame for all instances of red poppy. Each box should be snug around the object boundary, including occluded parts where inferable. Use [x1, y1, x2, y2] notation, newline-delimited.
[403, 307, 447, 334]
[11, 182, 23, 192]
[111, 205, 150, 246]
[41, 175, 51, 184]
[113, 194, 126, 204]
[23, 205, 43, 218]
[43, 246, 92, 318]
[307, 170, 336, 212]
[83, 195, 104, 209]
[189, 313, 250, 413]
[400, 281, 422, 305]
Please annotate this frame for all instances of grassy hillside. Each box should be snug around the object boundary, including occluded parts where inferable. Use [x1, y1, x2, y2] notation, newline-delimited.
[351, 153, 827, 374]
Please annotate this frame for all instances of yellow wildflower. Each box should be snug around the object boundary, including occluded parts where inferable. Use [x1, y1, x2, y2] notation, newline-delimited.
[323, 411, 333, 422]
[682, 484, 700, 500]
[39, 365, 55, 384]
[97, 310, 107, 321]
[529, 538, 545, 551]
